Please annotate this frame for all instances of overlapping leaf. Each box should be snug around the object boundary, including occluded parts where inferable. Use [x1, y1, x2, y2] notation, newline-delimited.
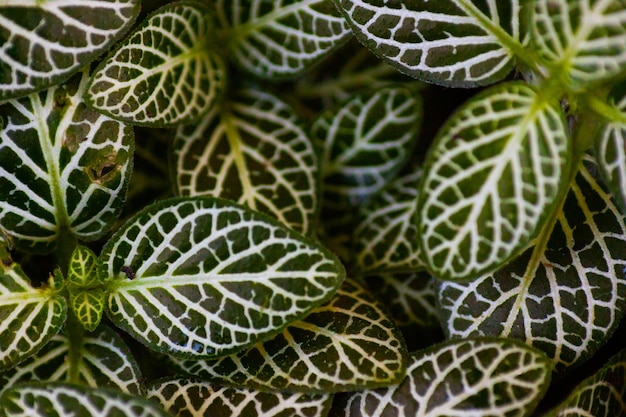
[0, 245, 66, 371]
[0, 0, 139, 100]
[418, 82, 570, 281]
[0, 70, 134, 254]
[532, 0, 626, 88]
[66, 245, 105, 331]
[168, 278, 407, 393]
[437, 158, 626, 374]
[87, 2, 225, 127]
[173, 89, 317, 234]
[147, 378, 333, 417]
[99, 197, 345, 359]
[332, 337, 551, 417]
[334, 0, 525, 87]
[215, 0, 351, 78]
[0, 383, 168, 417]
[0, 325, 143, 396]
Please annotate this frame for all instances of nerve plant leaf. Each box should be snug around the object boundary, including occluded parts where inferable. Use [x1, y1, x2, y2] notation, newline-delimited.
[334, 0, 526, 87]
[87, 1, 225, 127]
[0, 383, 168, 417]
[0, 0, 140, 100]
[147, 377, 332, 417]
[532, 0, 626, 88]
[437, 157, 626, 374]
[216, 0, 351, 78]
[167, 278, 407, 393]
[418, 82, 570, 281]
[0, 69, 134, 254]
[173, 89, 318, 235]
[0, 325, 143, 396]
[99, 197, 345, 359]
[332, 337, 551, 417]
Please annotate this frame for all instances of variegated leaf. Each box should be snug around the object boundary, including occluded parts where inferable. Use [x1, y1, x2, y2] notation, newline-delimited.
[437, 158, 626, 374]
[67, 245, 100, 289]
[87, 2, 225, 127]
[173, 89, 317, 235]
[69, 289, 106, 332]
[0, 325, 143, 396]
[147, 377, 332, 417]
[167, 278, 407, 393]
[0, 69, 134, 254]
[99, 197, 345, 359]
[216, 0, 351, 78]
[332, 337, 552, 417]
[0, 245, 66, 371]
[0, 383, 168, 417]
[334, 0, 526, 87]
[532, 0, 626, 88]
[0, 0, 139, 100]
[418, 82, 570, 281]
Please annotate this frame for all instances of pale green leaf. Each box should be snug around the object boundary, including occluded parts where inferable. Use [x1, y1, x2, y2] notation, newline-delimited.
[333, 337, 552, 417]
[0, 325, 143, 396]
[437, 157, 626, 374]
[0, 382, 168, 417]
[0, 0, 140, 100]
[69, 289, 106, 332]
[0, 69, 134, 254]
[67, 245, 100, 288]
[173, 88, 318, 235]
[147, 377, 332, 417]
[87, 1, 226, 127]
[418, 82, 570, 281]
[167, 278, 407, 393]
[334, 0, 526, 87]
[99, 197, 346, 359]
[216, 0, 351, 78]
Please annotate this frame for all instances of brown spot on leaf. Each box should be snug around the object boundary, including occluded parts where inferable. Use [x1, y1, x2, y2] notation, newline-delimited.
[85, 151, 119, 184]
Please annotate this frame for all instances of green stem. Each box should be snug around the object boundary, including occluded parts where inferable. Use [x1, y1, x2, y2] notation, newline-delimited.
[64, 309, 85, 384]
[55, 230, 77, 276]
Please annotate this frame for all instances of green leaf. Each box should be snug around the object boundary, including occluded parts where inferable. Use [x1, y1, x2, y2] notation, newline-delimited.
[86, 1, 226, 127]
[0, 245, 66, 371]
[0, 382, 168, 417]
[334, 0, 526, 87]
[172, 88, 318, 235]
[437, 157, 626, 374]
[0, 0, 140, 100]
[99, 197, 346, 359]
[545, 348, 626, 416]
[69, 289, 106, 332]
[216, 0, 351, 78]
[67, 245, 100, 288]
[532, 0, 626, 88]
[0, 325, 143, 396]
[147, 377, 332, 417]
[0, 69, 134, 254]
[167, 278, 407, 393]
[333, 337, 552, 417]
[418, 82, 570, 281]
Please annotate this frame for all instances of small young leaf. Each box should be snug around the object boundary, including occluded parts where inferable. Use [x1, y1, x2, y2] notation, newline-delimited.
[87, 1, 226, 127]
[168, 278, 407, 393]
[216, 0, 351, 78]
[418, 82, 570, 281]
[437, 157, 626, 373]
[334, 0, 526, 87]
[147, 377, 332, 417]
[67, 245, 100, 289]
[173, 88, 318, 235]
[0, 0, 140, 100]
[69, 289, 106, 332]
[332, 337, 552, 417]
[0, 382, 168, 417]
[99, 197, 345, 359]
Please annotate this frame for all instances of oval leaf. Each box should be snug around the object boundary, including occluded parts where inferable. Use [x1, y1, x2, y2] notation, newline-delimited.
[99, 197, 346, 359]
[69, 289, 106, 332]
[418, 82, 570, 281]
[0, 69, 134, 253]
[67, 245, 100, 288]
[437, 157, 626, 373]
[0, 0, 139, 100]
[173, 89, 318, 235]
[87, 2, 226, 127]
[334, 0, 525, 87]
[332, 337, 552, 417]
[147, 377, 332, 417]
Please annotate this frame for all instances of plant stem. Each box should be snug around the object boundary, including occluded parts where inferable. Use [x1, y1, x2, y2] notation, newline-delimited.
[64, 309, 85, 384]
[55, 229, 77, 276]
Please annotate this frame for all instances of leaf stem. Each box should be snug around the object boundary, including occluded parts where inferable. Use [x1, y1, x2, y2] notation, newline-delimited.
[64, 308, 85, 384]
